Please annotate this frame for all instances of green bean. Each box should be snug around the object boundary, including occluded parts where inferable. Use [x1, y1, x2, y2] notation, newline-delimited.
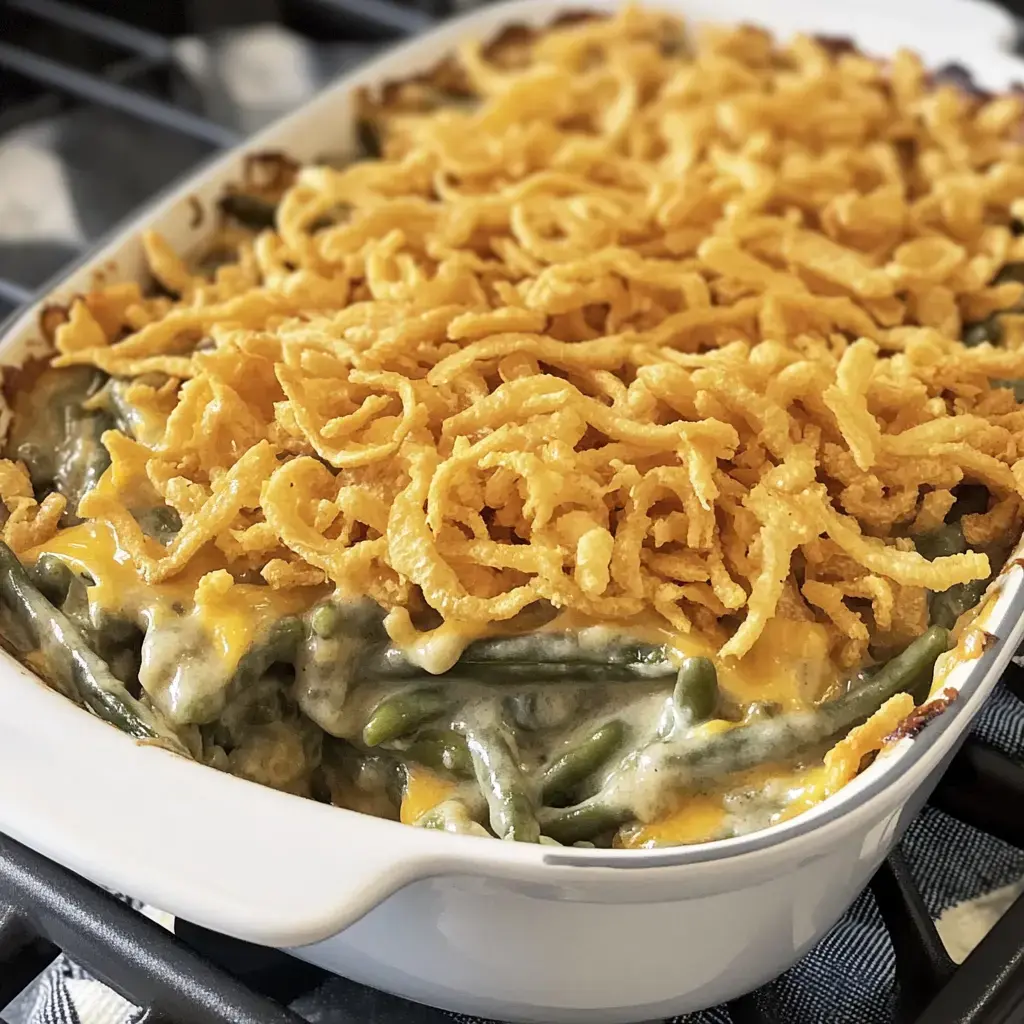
[457, 660, 663, 683]
[914, 522, 967, 561]
[360, 631, 675, 684]
[963, 317, 1001, 347]
[5, 367, 107, 501]
[414, 799, 489, 837]
[505, 689, 580, 731]
[294, 601, 354, 734]
[539, 801, 632, 844]
[2, 364, 115, 519]
[179, 616, 303, 725]
[58, 581, 140, 692]
[134, 506, 182, 545]
[104, 378, 135, 431]
[295, 600, 388, 736]
[930, 579, 990, 631]
[542, 628, 951, 843]
[459, 707, 539, 842]
[0, 600, 35, 656]
[400, 728, 474, 777]
[294, 634, 351, 734]
[103, 379, 147, 439]
[362, 688, 450, 747]
[90, 614, 143, 689]
[460, 633, 671, 670]
[912, 520, 999, 630]
[0, 541, 187, 753]
[356, 119, 382, 158]
[668, 626, 950, 772]
[219, 192, 277, 229]
[53, 563, 138, 672]
[57, 408, 113, 519]
[673, 657, 718, 724]
[215, 673, 288, 748]
[310, 602, 346, 639]
[57, 571, 94, 637]
[34, 558, 140, 687]
[235, 617, 303, 688]
[29, 554, 74, 607]
[538, 720, 625, 805]
[311, 598, 385, 641]
[98, 375, 175, 446]
[357, 644, 419, 679]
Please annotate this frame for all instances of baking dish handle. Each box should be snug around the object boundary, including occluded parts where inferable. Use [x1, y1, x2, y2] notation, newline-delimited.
[0, 662, 462, 948]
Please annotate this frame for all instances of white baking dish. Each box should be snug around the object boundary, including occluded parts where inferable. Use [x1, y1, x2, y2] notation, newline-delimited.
[1, 1, 1024, 1021]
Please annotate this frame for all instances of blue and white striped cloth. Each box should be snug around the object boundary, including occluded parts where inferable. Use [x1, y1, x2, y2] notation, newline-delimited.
[12, 680, 1024, 1024]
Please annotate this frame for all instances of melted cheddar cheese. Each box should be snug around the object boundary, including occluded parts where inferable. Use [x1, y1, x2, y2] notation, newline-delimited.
[400, 766, 459, 825]
[23, 521, 322, 724]
[24, 522, 315, 671]
[718, 618, 837, 710]
[618, 761, 831, 848]
[617, 795, 727, 848]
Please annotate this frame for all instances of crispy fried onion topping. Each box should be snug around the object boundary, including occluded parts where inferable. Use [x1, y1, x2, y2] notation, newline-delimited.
[37, 7, 1024, 662]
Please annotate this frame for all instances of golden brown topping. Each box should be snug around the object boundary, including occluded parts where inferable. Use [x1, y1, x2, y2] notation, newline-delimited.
[35, 6, 1024, 661]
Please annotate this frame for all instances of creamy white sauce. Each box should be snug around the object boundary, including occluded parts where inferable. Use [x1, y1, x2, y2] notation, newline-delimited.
[138, 616, 232, 725]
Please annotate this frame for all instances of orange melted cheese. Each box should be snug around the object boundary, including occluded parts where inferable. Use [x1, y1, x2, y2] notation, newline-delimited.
[400, 766, 459, 825]
[24, 521, 318, 675]
[928, 590, 998, 700]
[618, 795, 727, 848]
[720, 618, 837, 710]
[569, 612, 839, 711]
[619, 761, 830, 848]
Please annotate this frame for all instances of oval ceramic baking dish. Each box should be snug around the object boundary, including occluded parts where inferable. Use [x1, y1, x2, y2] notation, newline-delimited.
[2, 1, 1024, 1021]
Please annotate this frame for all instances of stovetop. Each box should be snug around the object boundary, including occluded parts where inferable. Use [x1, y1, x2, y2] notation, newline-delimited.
[3, 3, 1024, 1023]
[0, 0, 425, 315]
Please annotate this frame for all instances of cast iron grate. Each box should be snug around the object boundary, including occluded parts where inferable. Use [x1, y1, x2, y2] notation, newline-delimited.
[2, 2, 1024, 1022]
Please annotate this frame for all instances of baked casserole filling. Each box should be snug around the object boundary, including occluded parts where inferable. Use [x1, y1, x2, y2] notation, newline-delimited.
[1, 8, 1023, 847]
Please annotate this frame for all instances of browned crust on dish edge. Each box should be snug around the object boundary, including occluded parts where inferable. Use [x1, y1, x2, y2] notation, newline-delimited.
[886, 688, 959, 743]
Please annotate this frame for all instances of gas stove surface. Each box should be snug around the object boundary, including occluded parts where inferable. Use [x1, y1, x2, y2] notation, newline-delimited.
[0, 0, 415, 317]
[2, 3, 1024, 1023]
